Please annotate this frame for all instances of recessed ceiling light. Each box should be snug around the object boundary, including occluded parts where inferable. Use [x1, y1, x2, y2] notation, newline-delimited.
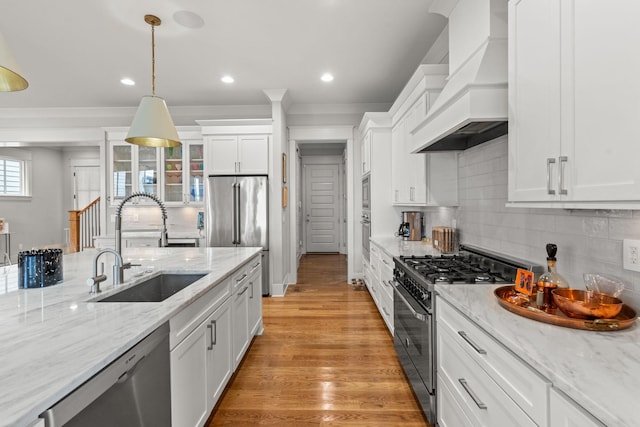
[120, 78, 135, 86]
[321, 73, 334, 82]
[221, 75, 235, 84]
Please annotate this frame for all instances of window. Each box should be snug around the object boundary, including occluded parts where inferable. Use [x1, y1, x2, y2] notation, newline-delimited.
[0, 159, 22, 195]
[0, 151, 31, 197]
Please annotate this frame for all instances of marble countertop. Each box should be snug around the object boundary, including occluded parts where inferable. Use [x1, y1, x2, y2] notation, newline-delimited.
[95, 229, 202, 240]
[436, 284, 640, 427]
[370, 235, 441, 258]
[0, 246, 261, 427]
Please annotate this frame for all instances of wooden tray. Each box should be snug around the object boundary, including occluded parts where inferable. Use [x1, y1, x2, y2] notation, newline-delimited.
[494, 286, 638, 331]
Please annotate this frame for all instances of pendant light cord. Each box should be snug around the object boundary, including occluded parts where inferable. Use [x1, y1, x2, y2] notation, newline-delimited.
[151, 21, 156, 96]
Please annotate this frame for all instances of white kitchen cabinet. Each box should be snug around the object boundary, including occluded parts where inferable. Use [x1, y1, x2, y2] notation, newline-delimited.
[162, 141, 204, 206]
[550, 388, 605, 427]
[247, 258, 263, 337]
[436, 296, 550, 427]
[171, 302, 232, 427]
[108, 142, 160, 206]
[231, 268, 250, 370]
[368, 241, 394, 335]
[508, 0, 640, 208]
[390, 66, 456, 207]
[361, 130, 371, 176]
[206, 135, 269, 175]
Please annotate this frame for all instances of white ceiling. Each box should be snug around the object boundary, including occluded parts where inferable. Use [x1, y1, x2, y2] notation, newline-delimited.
[0, 0, 446, 110]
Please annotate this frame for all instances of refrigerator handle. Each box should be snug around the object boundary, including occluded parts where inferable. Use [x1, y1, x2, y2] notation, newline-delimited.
[234, 182, 241, 244]
[232, 182, 239, 244]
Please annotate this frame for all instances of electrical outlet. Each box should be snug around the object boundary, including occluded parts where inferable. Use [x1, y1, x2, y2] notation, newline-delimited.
[623, 239, 640, 272]
[133, 214, 139, 222]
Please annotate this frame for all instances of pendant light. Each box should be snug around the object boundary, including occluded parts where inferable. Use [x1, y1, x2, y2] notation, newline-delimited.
[126, 14, 181, 148]
[0, 32, 28, 91]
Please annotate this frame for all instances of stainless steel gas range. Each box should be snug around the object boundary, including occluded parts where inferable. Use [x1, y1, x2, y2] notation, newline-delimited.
[392, 244, 543, 424]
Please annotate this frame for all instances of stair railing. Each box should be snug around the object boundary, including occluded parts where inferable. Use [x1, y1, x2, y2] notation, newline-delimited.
[68, 197, 101, 253]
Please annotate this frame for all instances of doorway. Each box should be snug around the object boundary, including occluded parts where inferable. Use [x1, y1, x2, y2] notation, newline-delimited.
[72, 165, 100, 210]
[304, 163, 341, 252]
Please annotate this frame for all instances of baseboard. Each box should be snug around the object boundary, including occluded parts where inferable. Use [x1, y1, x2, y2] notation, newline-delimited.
[270, 282, 288, 297]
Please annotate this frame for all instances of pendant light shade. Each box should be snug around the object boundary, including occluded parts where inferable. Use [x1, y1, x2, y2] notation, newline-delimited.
[125, 14, 181, 147]
[126, 95, 181, 147]
[0, 32, 28, 92]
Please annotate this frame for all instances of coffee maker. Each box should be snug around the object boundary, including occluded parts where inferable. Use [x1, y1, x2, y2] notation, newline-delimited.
[398, 211, 424, 241]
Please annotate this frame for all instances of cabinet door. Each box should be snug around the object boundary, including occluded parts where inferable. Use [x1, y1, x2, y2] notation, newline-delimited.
[508, 0, 562, 202]
[404, 109, 428, 205]
[238, 135, 269, 174]
[248, 266, 263, 336]
[567, 0, 640, 201]
[110, 143, 133, 203]
[207, 302, 233, 408]
[137, 146, 159, 197]
[163, 145, 185, 204]
[187, 143, 205, 203]
[550, 388, 604, 427]
[209, 136, 239, 175]
[232, 282, 250, 369]
[361, 131, 371, 175]
[171, 320, 209, 427]
[391, 119, 409, 203]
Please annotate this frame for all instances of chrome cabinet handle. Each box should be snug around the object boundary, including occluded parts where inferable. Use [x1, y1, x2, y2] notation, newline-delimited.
[207, 322, 214, 350]
[459, 378, 487, 410]
[236, 273, 248, 283]
[382, 307, 390, 316]
[238, 286, 249, 296]
[458, 331, 487, 355]
[559, 156, 568, 195]
[249, 281, 254, 298]
[546, 158, 556, 195]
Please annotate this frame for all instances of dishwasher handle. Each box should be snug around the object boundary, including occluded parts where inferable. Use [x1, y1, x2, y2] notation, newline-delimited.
[40, 323, 169, 427]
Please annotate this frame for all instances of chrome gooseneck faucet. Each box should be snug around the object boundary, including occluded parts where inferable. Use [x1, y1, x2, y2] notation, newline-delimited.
[115, 192, 168, 256]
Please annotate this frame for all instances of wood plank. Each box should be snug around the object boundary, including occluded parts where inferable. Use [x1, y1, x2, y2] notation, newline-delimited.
[207, 254, 430, 426]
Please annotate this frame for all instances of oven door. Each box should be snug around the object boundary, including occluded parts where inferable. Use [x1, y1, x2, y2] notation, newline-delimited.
[392, 281, 435, 424]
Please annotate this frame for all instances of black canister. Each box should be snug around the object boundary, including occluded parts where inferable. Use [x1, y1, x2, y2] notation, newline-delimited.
[18, 249, 64, 288]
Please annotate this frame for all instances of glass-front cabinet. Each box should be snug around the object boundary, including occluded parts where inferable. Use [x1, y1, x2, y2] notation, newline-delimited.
[161, 141, 204, 205]
[107, 128, 203, 206]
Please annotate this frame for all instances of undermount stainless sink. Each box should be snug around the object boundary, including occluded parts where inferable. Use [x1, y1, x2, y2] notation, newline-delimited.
[97, 273, 206, 302]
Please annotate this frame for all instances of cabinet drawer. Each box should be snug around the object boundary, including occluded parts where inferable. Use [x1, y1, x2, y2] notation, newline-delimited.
[231, 255, 260, 292]
[438, 326, 537, 427]
[437, 298, 550, 426]
[170, 277, 231, 349]
[437, 373, 476, 427]
[376, 283, 393, 335]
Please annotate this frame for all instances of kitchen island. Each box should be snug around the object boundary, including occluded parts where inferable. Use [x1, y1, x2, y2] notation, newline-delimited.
[436, 284, 640, 427]
[0, 246, 261, 427]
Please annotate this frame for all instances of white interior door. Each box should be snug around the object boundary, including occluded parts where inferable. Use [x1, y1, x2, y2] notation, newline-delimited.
[305, 164, 340, 253]
[73, 166, 100, 210]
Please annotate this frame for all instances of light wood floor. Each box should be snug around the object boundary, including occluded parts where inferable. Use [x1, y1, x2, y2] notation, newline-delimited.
[207, 253, 430, 426]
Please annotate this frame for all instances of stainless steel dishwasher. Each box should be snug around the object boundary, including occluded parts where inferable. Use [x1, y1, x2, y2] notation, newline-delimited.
[41, 323, 171, 427]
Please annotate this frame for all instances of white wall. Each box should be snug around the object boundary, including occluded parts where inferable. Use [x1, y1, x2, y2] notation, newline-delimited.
[0, 147, 66, 258]
[457, 136, 640, 310]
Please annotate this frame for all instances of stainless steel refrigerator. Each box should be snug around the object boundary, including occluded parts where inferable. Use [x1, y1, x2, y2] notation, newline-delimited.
[205, 175, 269, 295]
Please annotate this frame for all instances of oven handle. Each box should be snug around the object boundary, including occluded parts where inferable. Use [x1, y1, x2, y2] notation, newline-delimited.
[392, 280, 427, 322]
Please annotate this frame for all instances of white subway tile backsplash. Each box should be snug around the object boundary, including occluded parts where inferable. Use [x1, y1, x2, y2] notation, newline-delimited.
[449, 137, 640, 310]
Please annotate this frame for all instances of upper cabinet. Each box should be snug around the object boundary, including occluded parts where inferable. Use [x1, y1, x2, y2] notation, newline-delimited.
[206, 135, 269, 175]
[106, 127, 203, 206]
[199, 120, 272, 177]
[389, 65, 457, 206]
[361, 130, 371, 176]
[508, 0, 640, 208]
[161, 141, 205, 206]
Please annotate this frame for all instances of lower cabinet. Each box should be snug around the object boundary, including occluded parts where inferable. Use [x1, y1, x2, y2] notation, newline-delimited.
[232, 277, 250, 370]
[170, 254, 262, 427]
[171, 302, 231, 427]
[365, 242, 394, 335]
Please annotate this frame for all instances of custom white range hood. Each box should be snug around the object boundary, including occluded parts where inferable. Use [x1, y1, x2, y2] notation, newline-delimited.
[412, 0, 508, 152]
